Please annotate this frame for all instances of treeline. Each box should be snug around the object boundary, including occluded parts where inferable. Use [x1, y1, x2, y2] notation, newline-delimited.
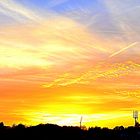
[0, 122, 140, 140]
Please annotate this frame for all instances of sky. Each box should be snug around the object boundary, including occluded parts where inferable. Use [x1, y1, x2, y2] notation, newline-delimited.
[0, 0, 140, 128]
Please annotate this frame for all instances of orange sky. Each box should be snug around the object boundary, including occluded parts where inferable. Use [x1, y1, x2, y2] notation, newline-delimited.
[0, 0, 139, 128]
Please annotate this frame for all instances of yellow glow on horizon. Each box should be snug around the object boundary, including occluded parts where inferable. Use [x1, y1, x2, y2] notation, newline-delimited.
[16, 109, 135, 128]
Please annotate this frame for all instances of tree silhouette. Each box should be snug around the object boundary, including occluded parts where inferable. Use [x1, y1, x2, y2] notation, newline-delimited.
[0, 122, 139, 140]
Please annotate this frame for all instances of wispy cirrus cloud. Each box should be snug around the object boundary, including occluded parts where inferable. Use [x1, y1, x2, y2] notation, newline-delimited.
[0, 0, 45, 23]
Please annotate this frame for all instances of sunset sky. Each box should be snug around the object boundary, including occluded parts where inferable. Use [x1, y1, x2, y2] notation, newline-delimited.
[0, 0, 140, 128]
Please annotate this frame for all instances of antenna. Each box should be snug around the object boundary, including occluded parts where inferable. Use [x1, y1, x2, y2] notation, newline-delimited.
[80, 116, 83, 129]
[133, 110, 138, 127]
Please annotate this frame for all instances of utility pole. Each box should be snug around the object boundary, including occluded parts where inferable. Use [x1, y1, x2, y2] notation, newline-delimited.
[80, 116, 83, 129]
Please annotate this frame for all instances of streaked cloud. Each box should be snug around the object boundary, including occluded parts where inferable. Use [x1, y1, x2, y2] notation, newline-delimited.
[109, 42, 139, 57]
[0, 0, 47, 23]
[42, 61, 140, 87]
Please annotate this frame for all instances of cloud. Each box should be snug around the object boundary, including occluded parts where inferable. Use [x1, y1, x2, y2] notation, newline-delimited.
[0, 0, 44, 23]
[109, 42, 139, 57]
[42, 61, 140, 88]
[0, 16, 112, 70]
[101, 0, 140, 39]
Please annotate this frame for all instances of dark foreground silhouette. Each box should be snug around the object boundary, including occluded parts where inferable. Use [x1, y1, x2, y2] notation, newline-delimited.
[0, 122, 140, 140]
